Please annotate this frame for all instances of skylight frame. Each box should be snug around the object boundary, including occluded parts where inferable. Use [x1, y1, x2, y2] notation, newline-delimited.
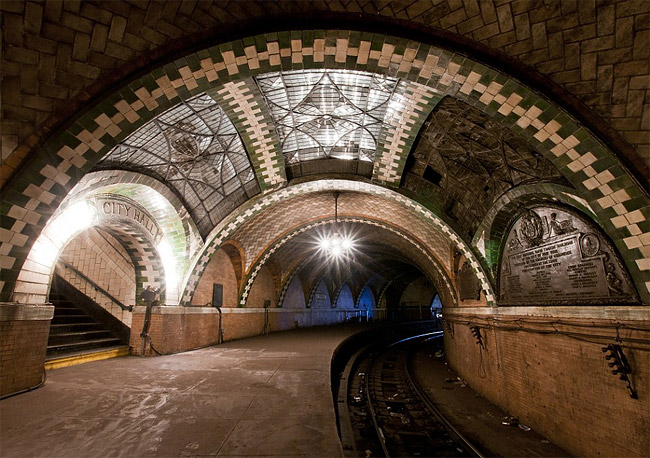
[256, 69, 400, 164]
[96, 93, 259, 236]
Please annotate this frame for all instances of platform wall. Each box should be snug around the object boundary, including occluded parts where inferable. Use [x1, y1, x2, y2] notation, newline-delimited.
[0, 304, 54, 397]
[443, 306, 650, 458]
[129, 306, 367, 356]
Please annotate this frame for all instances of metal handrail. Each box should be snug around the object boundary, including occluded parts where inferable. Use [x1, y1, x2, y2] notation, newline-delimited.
[58, 260, 132, 311]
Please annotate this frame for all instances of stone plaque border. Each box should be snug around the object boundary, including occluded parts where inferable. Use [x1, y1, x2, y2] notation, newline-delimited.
[498, 204, 639, 306]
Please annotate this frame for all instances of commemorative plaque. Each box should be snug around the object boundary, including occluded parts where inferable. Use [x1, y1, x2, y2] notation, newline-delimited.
[499, 206, 638, 305]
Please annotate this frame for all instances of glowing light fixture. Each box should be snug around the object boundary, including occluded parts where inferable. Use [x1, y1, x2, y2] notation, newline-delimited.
[157, 239, 178, 290]
[319, 192, 355, 260]
[30, 200, 96, 267]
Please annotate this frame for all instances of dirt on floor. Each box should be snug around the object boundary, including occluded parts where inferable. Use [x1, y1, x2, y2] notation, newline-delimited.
[411, 339, 571, 457]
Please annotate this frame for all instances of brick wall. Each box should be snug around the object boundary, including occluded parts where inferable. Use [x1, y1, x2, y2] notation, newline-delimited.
[0, 304, 53, 397]
[192, 248, 239, 307]
[57, 227, 135, 327]
[246, 265, 276, 308]
[129, 306, 364, 356]
[444, 307, 650, 457]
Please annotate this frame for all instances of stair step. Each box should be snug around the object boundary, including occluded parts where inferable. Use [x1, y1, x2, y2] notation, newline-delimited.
[50, 323, 103, 332]
[47, 337, 123, 354]
[45, 345, 130, 370]
[48, 330, 112, 344]
[51, 314, 94, 324]
[48, 276, 128, 359]
[53, 307, 84, 315]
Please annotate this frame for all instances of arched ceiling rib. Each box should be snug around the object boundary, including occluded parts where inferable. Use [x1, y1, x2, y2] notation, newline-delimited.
[237, 218, 458, 308]
[229, 191, 454, 274]
[96, 93, 260, 237]
[265, 222, 431, 294]
[2, 26, 648, 304]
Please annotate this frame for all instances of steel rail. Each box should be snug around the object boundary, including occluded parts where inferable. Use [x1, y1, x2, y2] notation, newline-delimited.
[364, 351, 392, 458]
[404, 337, 485, 458]
[362, 332, 483, 458]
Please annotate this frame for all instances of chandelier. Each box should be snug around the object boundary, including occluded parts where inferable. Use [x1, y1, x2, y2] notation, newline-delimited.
[319, 192, 355, 260]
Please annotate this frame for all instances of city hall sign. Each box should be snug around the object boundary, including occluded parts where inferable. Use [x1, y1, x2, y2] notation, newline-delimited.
[94, 197, 164, 245]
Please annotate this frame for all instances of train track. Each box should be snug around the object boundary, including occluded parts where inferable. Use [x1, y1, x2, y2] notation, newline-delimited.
[338, 332, 483, 458]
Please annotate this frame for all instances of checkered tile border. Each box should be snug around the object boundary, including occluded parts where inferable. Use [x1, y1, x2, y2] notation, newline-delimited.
[3, 30, 648, 303]
[209, 81, 286, 189]
[374, 82, 441, 185]
[181, 179, 492, 307]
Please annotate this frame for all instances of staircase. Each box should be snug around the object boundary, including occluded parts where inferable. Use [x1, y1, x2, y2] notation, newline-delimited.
[46, 277, 130, 368]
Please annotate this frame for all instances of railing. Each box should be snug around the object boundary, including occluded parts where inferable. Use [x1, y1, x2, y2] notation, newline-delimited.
[58, 260, 132, 311]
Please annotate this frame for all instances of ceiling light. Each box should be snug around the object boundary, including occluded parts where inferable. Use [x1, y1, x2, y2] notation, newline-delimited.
[318, 192, 355, 260]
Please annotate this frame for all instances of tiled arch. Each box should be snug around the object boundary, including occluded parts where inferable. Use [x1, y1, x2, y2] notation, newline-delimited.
[237, 217, 457, 309]
[181, 179, 492, 307]
[13, 198, 166, 305]
[12, 173, 197, 305]
[1, 29, 648, 302]
[473, 183, 600, 278]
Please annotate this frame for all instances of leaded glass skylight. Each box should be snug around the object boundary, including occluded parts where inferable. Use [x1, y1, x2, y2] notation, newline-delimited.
[256, 70, 399, 164]
[96, 93, 259, 237]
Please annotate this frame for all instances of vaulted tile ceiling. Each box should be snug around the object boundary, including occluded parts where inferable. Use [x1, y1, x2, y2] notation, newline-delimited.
[97, 93, 260, 237]
[95, 70, 568, 242]
[256, 70, 399, 163]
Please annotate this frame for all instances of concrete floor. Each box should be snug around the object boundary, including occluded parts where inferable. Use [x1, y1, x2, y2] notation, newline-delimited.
[1, 325, 571, 458]
[1, 326, 359, 458]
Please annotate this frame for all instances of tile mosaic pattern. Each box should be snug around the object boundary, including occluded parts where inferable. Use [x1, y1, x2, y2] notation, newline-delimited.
[3, 1, 648, 186]
[232, 192, 452, 274]
[403, 96, 569, 235]
[181, 179, 493, 307]
[373, 82, 441, 185]
[209, 81, 286, 190]
[239, 217, 456, 309]
[69, 170, 202, 265]
[96, 93, 259, 238]
[256, 69, 399, 164]
[2, 30, 648, 303]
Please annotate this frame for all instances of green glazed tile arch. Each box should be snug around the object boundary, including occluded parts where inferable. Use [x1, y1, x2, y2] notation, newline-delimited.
[3, 29, 648, 302]
[13, 196, 166, 305]
[74, 172, 201, 256]
[179, 179, 492, 308]
[235, 217, 456, 309]
[105, 226, 167, 305]
[473, 183, 599, 275]
[68, 173, 198, 301]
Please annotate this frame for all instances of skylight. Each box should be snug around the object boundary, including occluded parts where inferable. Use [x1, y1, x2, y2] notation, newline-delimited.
[96, 93, 259, 236]
[256, 70, 399, 164]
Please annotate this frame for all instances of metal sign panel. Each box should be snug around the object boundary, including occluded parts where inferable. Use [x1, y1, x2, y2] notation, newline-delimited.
[499, 206, 638, 305]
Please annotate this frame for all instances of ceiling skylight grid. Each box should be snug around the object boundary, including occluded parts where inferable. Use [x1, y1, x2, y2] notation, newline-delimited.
[96, 93, 259, 237]
[256, 70, 399, 164]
